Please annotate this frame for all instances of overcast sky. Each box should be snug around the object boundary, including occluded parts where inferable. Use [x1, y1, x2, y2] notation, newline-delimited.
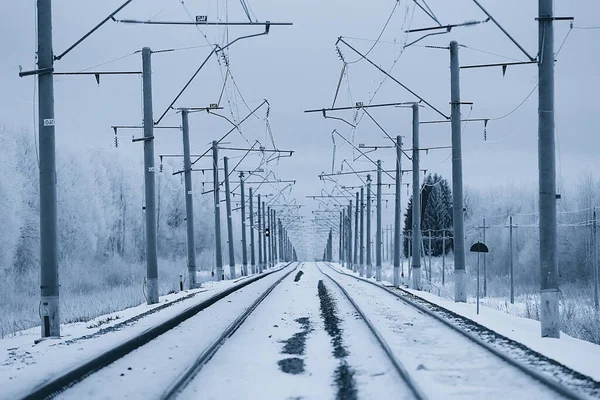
[1, 0, 599, 256]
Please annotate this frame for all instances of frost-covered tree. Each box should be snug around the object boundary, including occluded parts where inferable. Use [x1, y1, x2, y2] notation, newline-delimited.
[403, 173, 453, 257]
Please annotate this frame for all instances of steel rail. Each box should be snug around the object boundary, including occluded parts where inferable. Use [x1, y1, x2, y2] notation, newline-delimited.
[316, 263, 428, 400]
[323, 263, 590, 400]
[19, 262, 296, 400]
[161, 263, 300, 399]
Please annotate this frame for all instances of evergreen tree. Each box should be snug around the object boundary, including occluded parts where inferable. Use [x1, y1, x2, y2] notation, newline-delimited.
[403, 173, 453, 257]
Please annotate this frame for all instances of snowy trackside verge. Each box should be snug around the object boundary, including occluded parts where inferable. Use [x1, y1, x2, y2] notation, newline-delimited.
[1, 264, 288, 400]
[328, 262, 600, 383]
[402, 286, 600, 382]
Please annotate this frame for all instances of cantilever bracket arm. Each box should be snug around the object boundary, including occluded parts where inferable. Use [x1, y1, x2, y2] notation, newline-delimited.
[155, 23, 273, 125]
[336, 37, 448, 119]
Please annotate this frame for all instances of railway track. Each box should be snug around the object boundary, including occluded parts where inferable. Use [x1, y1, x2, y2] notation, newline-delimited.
[18, 262, 297, 400]
[322, 262, 594, 400]
[316, 263, 428, 400]
[160, 263, 300, 399]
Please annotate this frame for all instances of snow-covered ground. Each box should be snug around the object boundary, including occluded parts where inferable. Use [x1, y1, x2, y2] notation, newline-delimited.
[1, 265, 285, 400]
[329, 262, 600, 384]
[54, 266, 295, 399]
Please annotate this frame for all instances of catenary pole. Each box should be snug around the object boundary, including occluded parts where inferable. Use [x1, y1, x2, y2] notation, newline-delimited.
[339, 211, 343, 263]
[354, 192, 359, 272]
[348, 201, 353, 271]
[181, 109, 197, 289]
[360, 187, 365, 277]
[411, 103, 422, 290]
[366, 175, 373, 278]
[450, 41, 467, 302]
[240, 173, 248, 276]
[223, 157, 236, 279]
[376, 160, 383, 281]
[594, 208, 598, 313]
[213, 141, 224, 281]
[394, 135, 402, 286]
[263, 202, 268, 269]
[142, 47, 159, 304]
[257, 194, 263, 272]
[538, 0, 560, 338]
[38, 0, 60, 336]
[249, 188, 256, 274]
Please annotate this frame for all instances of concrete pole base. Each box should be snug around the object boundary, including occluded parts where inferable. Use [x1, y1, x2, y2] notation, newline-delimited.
[243, 264, 248, 277]
[359, 264, 364, 277]
[230, 266, 236, 280]
[40, 295, 60, 338]
[541, 289, 560, 338]
[366, 265, 372, 279]
[375, 265, 382, 282]
[188, 269, 197, 290]
[216, 267, 224, 281]
[393, 267, 400, 287]
[146, 278, 159, 305]
[412, 267, 421, 290]
[454, 270, 467, 302]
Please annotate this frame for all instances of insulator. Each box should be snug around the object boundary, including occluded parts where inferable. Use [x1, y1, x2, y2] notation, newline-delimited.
[114, 135, 118, 148]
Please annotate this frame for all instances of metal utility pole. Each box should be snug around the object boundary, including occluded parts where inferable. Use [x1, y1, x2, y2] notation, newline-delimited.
[354, 192, 359, 272]
[181, 109, 197, 289]
[360, 187, 365, 277]
[257, 194, 263, 272]
[428, 231, 432, 281]
[509, 215, 514, 304]
[38, 0, 60, 336]
[442, 230, 446, 286]
[249, 188, 256, 274]
[213, 141, 224, 281]
[411, 103, 422, 290]
[347, 201, 353, 271]
[594, 208, 598, 313]
[394, 136, 402, 286]
[450, 41, 467, 302]
[263, 202, 268, 269]
[142, 47, 159, 304]
[376, 160, 383, 281]
[483, 216, 487, 297]
[366, 175, 373, 278]
[240, 173, 248, 276]
[268, 208, 273, 267]
[538, 0, 560, 338]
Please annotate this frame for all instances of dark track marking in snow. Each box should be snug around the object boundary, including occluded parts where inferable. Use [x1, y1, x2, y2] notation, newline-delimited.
[278, 357, 305, 374]
[317, 280, 357, 400]
[281, 317, 311, 356]
[294, 270, 304, 282]
[278, 317, 311, 374]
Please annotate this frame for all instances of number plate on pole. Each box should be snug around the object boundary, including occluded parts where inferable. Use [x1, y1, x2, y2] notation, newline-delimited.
[196, 15, 208, 23]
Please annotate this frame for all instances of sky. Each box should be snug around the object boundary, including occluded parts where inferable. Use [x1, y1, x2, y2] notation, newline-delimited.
[1, 0, 599, 258]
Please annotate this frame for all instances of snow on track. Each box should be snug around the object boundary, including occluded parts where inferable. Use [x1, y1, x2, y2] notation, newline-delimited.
[320, 263, 562, 400]
[180, 262, 413, 400]
[318, 269, 417, 399]
[177, 262, 338, 400]
[51, 265, 295, 400]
